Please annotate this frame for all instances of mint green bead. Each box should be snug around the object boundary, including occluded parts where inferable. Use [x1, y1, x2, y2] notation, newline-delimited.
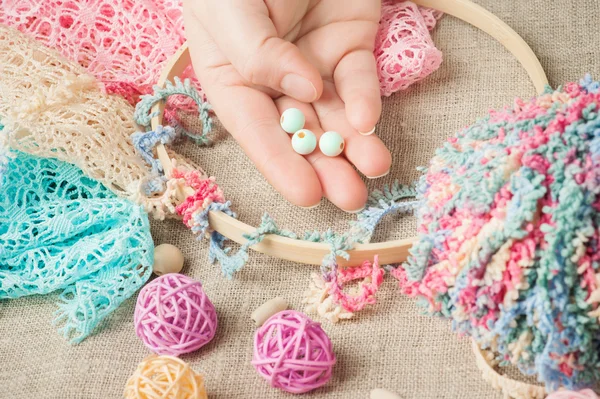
[280, 108, 305, 134]
[291, 129, 317, 155]
[319, 131, 345, 157]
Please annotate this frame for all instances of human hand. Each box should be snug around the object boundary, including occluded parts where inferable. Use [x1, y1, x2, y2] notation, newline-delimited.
[183, 0, 391, 212]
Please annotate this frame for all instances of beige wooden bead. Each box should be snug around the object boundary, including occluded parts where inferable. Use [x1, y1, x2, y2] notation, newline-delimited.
[152, 244, 184, 276]
[370, 388, 402, 399]
[251, 297, 288, 326]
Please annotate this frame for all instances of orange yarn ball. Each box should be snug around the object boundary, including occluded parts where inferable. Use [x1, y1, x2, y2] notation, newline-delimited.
[124, 355, 207, 399]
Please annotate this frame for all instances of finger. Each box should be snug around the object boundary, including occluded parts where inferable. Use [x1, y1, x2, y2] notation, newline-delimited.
[184, 15, 322, 207]
[313, 82, 391, 179]
[209, 85, 323, 208]
[190, 0, 322, 102]
[334, 49, 382, 134]
[296, 0, 381, 37]
[293, 19, 381, 133]
[275, 98, 368, 212]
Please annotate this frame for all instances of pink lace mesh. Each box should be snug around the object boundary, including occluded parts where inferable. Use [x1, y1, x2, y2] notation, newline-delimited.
[377, 1, 444, 96]
[418, 6, 444, 31]
[0, 0, 442, 107]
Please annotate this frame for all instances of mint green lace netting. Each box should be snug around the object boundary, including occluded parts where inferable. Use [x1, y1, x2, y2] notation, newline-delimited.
[0, 149, 154, 343]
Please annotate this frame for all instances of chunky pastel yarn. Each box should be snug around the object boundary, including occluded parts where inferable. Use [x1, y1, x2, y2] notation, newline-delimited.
[394, 75, 600, 391]
[124, 355, 207, 399]
[134, 274, 217, 356]
[252, 310, 336, 394]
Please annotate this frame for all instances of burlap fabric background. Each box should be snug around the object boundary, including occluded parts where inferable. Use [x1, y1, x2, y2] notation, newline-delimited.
[1, 1, 599, 397]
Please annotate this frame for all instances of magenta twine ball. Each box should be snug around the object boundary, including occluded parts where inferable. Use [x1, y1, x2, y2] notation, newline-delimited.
[134, 273, 217, 356]
[252, 310, 336, 394]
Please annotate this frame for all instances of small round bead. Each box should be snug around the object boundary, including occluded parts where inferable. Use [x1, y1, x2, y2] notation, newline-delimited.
[319, 131, 345, 157]
[291, 129, 317, 155]
[280, 108, 305, 134]
[153, 244, 184, 276]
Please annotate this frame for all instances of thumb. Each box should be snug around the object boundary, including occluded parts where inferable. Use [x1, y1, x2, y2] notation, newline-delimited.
[189, 0, 322, 102]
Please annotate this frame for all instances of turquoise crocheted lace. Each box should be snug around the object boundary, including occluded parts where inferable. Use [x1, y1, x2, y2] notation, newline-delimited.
[0, 148, 154, 343]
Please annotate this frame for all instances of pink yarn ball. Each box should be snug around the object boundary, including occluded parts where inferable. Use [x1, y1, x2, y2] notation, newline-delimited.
[252, 310, 336, 394]
[134, 273, 217, 356]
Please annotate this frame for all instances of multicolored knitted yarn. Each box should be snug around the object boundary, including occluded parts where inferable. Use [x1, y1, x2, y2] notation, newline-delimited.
[0, 149, 154, 343]
[132, 79, 242, 280]
[393, 75, 600, 391]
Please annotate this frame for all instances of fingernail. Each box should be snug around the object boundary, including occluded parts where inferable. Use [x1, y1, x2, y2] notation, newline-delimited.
[366, 169, 390, 179]
[359, 127, 376, 136]
[281, 74, 317, 102]
[342, 205, 365, 214]
[300, 202, 321, 210]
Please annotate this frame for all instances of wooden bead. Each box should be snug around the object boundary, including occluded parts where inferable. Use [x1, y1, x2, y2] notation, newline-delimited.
[280, 108, 305, 134]
[291, 129, 317, 155]
[319, 131, 345, 157]
[370, 388, 402, 399]
[153, 244, 184, 276]
[251, 297, 288, 326]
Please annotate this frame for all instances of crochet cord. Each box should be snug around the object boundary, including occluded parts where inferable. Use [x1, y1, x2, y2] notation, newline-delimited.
[134, 77, 212, 145]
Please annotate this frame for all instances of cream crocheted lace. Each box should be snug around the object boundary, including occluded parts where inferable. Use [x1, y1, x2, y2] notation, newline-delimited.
[0, 25, 199, 215]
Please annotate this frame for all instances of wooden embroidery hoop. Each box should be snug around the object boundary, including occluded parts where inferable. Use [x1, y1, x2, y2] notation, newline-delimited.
[150, 0, 548, 267]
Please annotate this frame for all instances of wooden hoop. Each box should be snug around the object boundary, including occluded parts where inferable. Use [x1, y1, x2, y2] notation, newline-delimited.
[150, 0, 548, 267]
[471, 340, 547, 398]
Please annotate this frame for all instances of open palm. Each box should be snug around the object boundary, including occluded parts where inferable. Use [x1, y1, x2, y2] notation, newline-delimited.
[183, 0, 391, 212]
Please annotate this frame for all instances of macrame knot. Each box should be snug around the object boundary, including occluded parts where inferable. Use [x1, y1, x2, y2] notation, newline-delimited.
[173, 173, 225, 223]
